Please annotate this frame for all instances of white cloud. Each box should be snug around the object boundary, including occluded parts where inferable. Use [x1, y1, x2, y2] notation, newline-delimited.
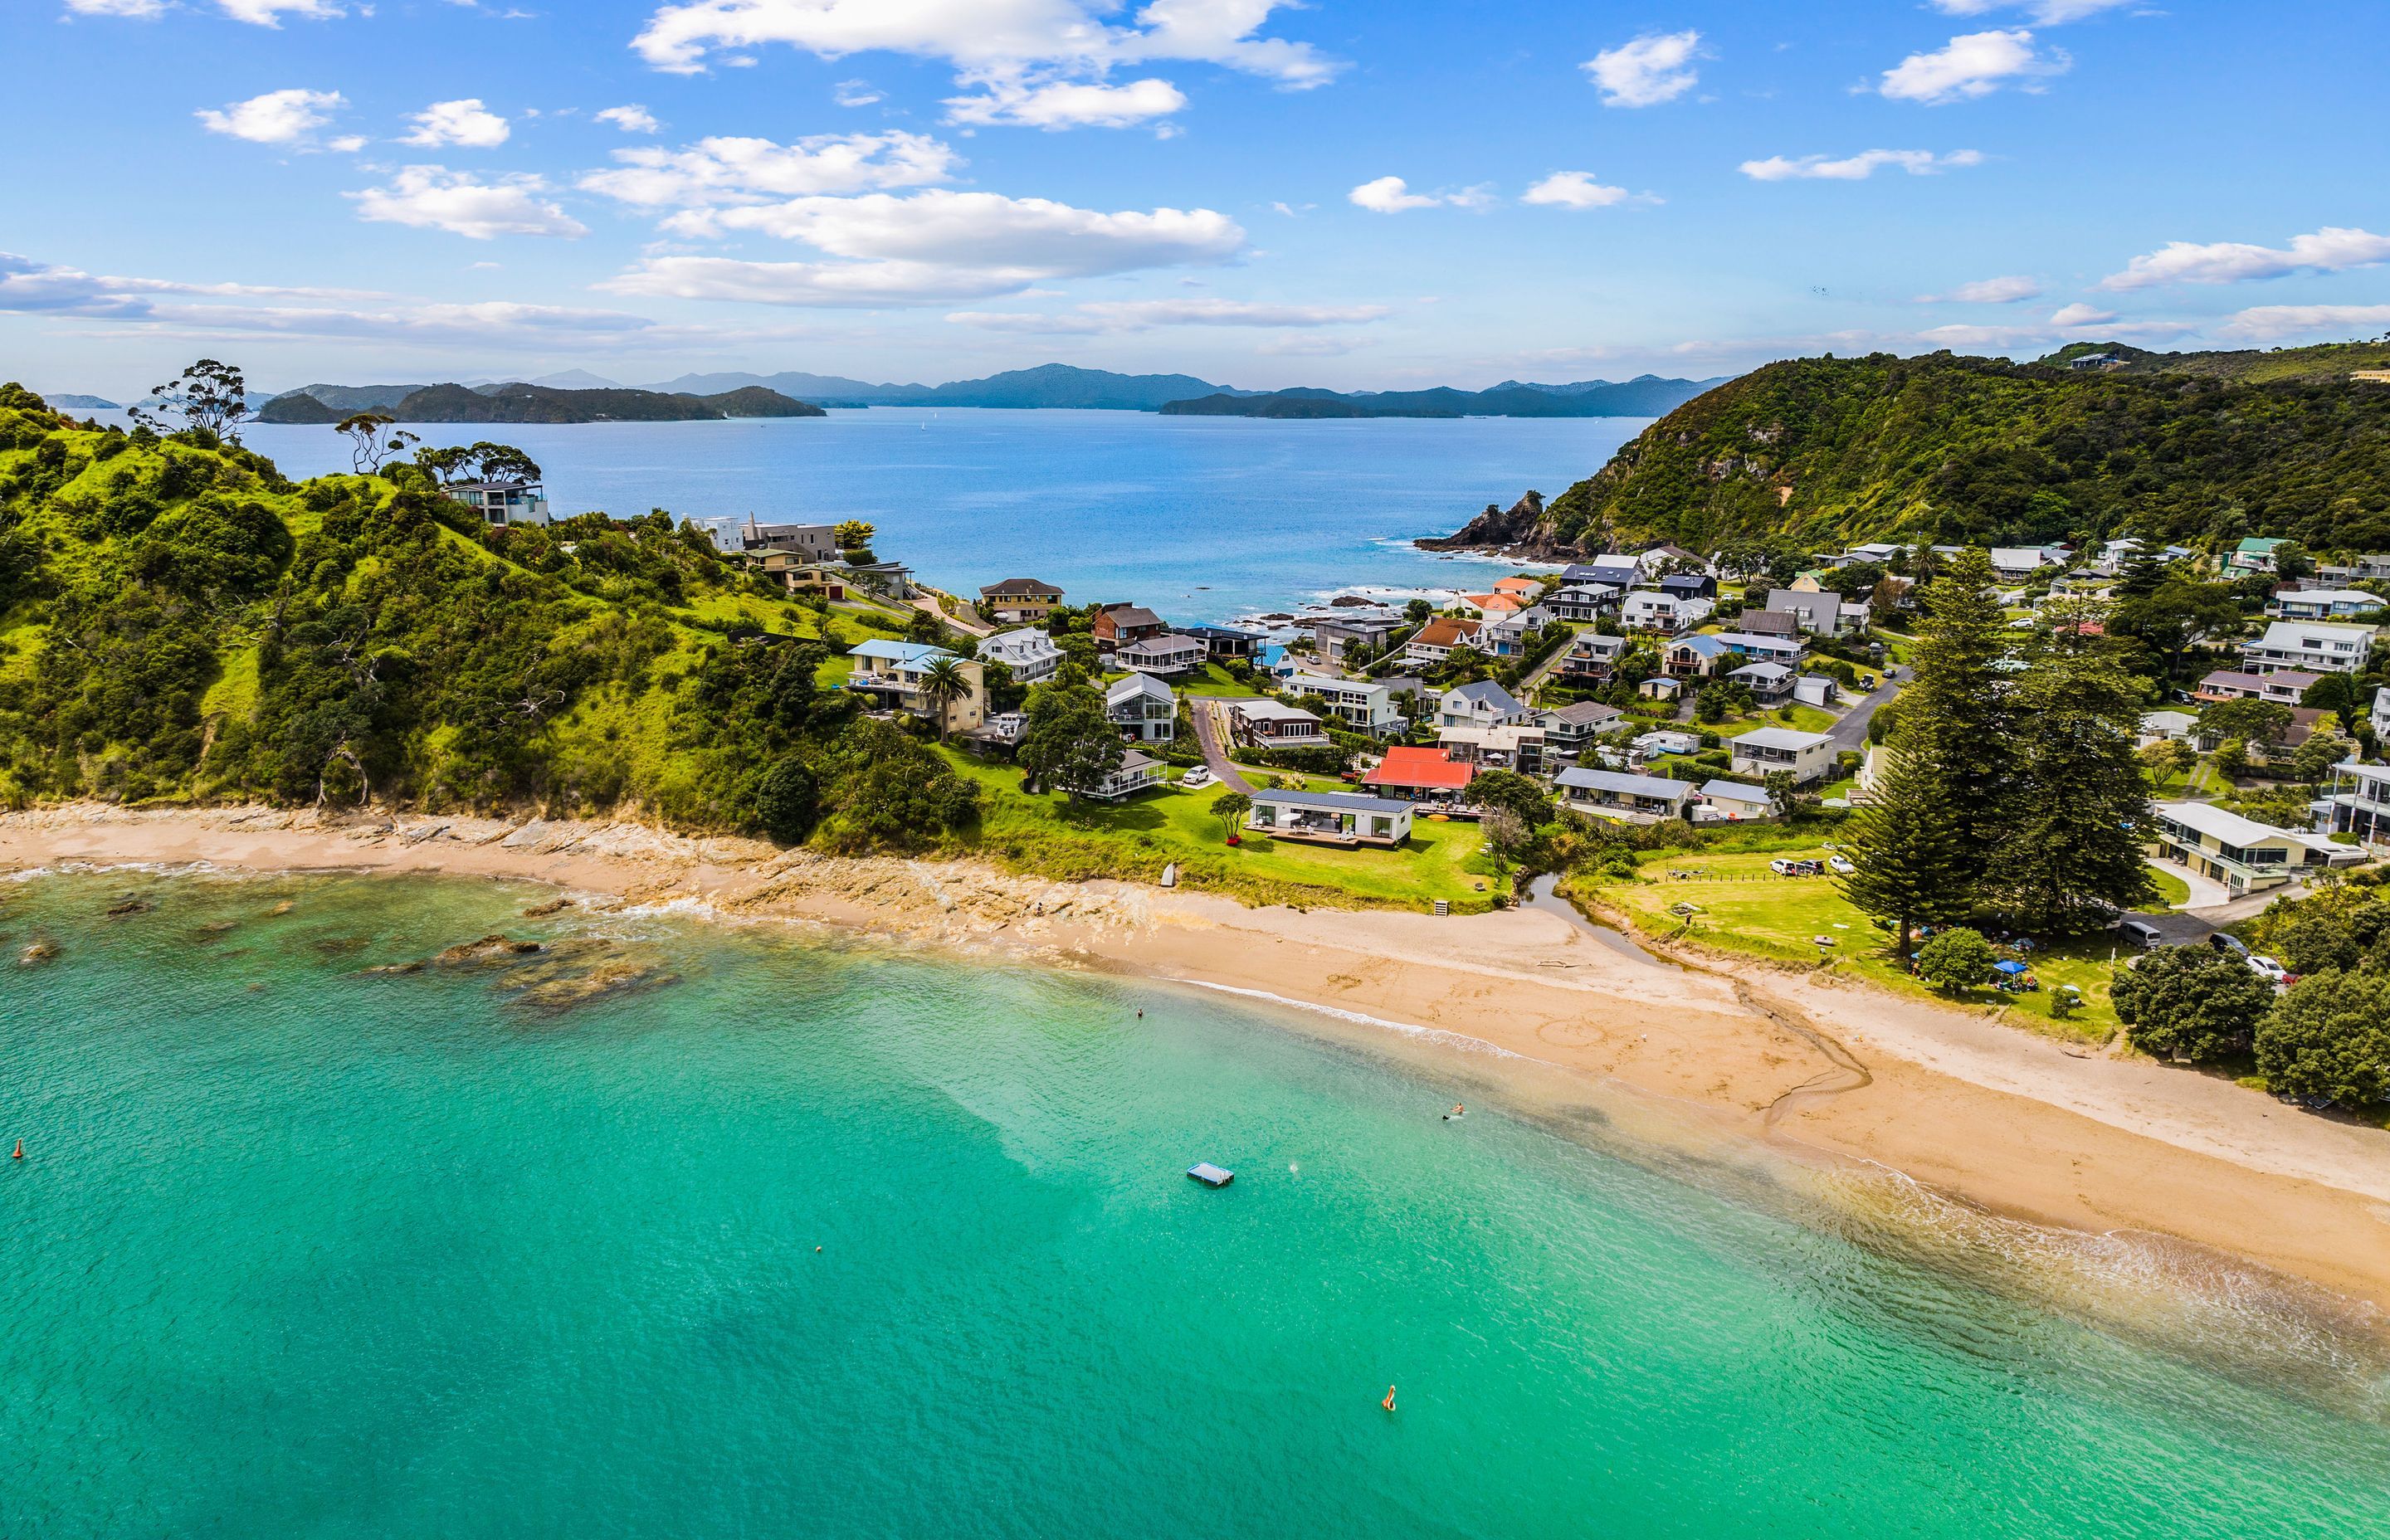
[1932, 0, 2134, 22]
[579, 131, 960, 207]
[1739, 149, 1984, 182]
[944, 75, 1188, 129]
[0, 251, 386, 319]
[62, 0, 168, 16]
[1520, 171, 1641, 210]
[401, 99, 511, 149]
[1583, 31, 1703, 108]
[595, 105, 662, 134]
[949, 296, 1389, 332]
[604, 188, 1244, 306]
[1914, 322, 2049, 350]
[1348, 176, 1492, 214]
[195, 88, 345, 145]
[328, 134, 368, 153]
[631, 0, 1340, 89]
[2221, 303, 2390, 343]
[2100, 227, 2390, 290]
[834, 80, 883, 107]
[349, 167, 588, 239]
[2048, 301, 2116, 327]
[217, 0, 344, 23]
[1920, 275, 2042, 303]
[1877, 30, 2067, 104]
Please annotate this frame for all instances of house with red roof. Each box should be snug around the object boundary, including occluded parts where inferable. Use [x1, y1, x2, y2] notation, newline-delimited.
[1363, 746, 1478, 803]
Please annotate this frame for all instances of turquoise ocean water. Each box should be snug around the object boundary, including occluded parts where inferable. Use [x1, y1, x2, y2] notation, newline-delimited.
[183, 410, 1646, 624]
[7, 869, 2390, 1538]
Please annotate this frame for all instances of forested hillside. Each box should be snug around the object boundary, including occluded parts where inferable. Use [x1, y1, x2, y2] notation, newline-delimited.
[0, 385, 968, 847]
[1534, 348, 2390, 556]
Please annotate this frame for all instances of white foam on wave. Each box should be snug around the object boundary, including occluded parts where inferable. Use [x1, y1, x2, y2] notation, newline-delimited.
[1374, 536, 1567, 571]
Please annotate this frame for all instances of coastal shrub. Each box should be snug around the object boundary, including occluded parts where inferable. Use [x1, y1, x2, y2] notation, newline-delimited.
[754, 757, 819, 845]
[1915, 928, 1994, 993]
[2110, 943, 2275, 1063]
[1240, 743, 1348, 776]
[2255, 972, 2390, 1107]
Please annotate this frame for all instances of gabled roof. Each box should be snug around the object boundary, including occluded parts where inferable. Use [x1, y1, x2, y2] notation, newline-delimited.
[1669, 635, 1729, 657]
[1700, 778, 1773, 805]
[2253, 619, 2378, 646]
[1412, 617, 1483, 647]
[1728, 660, 1792, 681]
[1543, 700, 1624, 727]
[1232, 697, 1324, 723]
[1098, 605, 1164, 629]
[1443, 680, 1524, 714]
[1105, 671, 1173, 704]
[2236, 537, 2288, 554]
[1119, 631, 1204, 657]
[1365, 747, 1476, 791]
[980, 577, 1061, 597]
[1766, 588, 1836, 617]
[985, 627, 1058, 651]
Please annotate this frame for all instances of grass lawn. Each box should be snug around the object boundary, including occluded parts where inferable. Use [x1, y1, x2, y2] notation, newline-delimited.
[2142, 865, 2191, 909]
[1716, 704, 1839, 736]
[943, 750, 1507, 911]
[1185, 662, 1266, 697]
[1588, 846, 2124, 1041]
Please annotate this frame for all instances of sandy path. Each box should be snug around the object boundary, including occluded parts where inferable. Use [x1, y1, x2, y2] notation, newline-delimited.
[6, 802, 2389, 1309]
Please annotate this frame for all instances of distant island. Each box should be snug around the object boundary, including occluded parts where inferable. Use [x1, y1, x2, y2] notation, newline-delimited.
[45, 393, 119, 410]
[258, 381, 825, 425]
[250, 363, 1724, 420]
[1159, 376, 1722, 420]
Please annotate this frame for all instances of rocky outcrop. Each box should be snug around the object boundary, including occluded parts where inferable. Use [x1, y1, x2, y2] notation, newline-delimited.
[1415, 490, 1587, 561]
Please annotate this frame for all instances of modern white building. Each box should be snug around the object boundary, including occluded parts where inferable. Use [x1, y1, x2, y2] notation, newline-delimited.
[1436, 680, 1528, 729]
[1087, 748, 1167, 802]
[2147, 800, 2344, 895]
[979, 628, 1063, 685]
[1729, 726, 1837, 785]
[1105, 671, 1177, 743]
[1282, 671, 1404, 735]
[1246, 788, 1413, 846]
[2267, 589, 2384, 621]
[1621, 590, 1714, 633]
[1555, 768, 1697, 823]
[444, 478, 551, 527]
[2240, 620, 2378, 675]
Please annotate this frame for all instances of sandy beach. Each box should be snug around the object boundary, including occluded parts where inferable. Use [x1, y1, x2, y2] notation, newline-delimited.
[7, 801, 2390, 1313]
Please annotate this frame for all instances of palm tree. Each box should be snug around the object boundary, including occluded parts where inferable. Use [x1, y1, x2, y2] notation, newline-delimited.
[917, 655, 970, 741]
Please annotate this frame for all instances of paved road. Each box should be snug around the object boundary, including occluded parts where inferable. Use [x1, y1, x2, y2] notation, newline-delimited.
[1184, 696, 1256, 795]
[1825, 666, 1901, 755]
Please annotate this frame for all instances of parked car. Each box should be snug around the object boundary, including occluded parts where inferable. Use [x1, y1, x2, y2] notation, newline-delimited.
[1768, 858, 1801, 876]
[1827, 855, 1855, 875]
[1181, 766, 1214, 790]
[2246, 954, 2289, 983]
[2117, 918, 2165, 949]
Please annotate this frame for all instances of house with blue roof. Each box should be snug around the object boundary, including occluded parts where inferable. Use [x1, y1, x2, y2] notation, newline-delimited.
[846, 640, 987, 734]
[1663, 633, 1730, 679]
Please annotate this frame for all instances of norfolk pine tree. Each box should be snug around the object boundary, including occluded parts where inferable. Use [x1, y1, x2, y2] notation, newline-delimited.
[1900, 548, 2012, 867]
[1838, 734, 1972, 967]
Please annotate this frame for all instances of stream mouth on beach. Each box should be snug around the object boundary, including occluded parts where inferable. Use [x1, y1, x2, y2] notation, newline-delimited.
[8, 866, 2390, 1537]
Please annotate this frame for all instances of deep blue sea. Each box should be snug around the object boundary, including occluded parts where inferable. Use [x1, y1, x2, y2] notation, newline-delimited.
[202, 409, 1642, 624]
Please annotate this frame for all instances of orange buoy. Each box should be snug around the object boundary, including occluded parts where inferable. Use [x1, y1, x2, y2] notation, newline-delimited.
[1382, 1386, 1397, 1412]
[10, 1139, 22, 1160]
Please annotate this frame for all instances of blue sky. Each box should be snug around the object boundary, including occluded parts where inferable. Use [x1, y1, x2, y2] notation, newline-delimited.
[6, 0, 2387, 396]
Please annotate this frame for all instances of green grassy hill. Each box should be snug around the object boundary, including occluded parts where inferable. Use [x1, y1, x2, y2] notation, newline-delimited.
[0, 383, 924, 834]
[1536, 345, 2390, 555]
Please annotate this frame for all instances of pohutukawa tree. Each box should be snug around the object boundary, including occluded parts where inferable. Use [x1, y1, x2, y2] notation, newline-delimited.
[129, 358, 250, 442]
[334, 412, 416, 475]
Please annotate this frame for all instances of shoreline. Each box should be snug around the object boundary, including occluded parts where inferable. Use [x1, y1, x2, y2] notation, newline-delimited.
[7, 801, 2390, 1314]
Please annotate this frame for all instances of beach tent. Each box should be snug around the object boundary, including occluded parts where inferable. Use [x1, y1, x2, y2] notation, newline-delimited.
[1992, 960, 2028, 977]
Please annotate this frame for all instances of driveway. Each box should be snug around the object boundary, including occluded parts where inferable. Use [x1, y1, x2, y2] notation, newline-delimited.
[1824, 667, 1900, 755]
[1184, 696, 1255, 795]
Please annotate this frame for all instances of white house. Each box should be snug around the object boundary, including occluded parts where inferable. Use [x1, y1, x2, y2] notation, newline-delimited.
[845, 641, 988, 735]
[1725, 660, 1793, 703]
[2137, 709, 2198, 748]
[444, 478, 551, 527]
[1105, 671, 1177, 743]
[1116, 632, 1206, 678]
[1087, 748, 1168, 802]
[2147, 800, 2343, 895]
[1764, 589, 1854, 636]
[1555, 768, 1697, 824]
[1482, 605, 1561, 659]
[1229, 698, 1331, 748]
[2241, 620, 2378, 675]
[1622, 590, 1714, 633]
[1988, 546, 2063, 579]
[1437, 680, 1528, 729]
[1729, 726, 1836, 785]
[1246, 788, 1413, 846]
[1283, 671, 1404, 735]
[1696, 779, 1776, 822]
[1632, 729, 1700, 760]
[1710, 631, 1807, 666]
[1405, 617, 1485, 665]
[2267, 589, 2384, 621]
[1545, 584, 1622, 622]
[1558, 631, 1632, 683]
[980, 628, 1063, 685]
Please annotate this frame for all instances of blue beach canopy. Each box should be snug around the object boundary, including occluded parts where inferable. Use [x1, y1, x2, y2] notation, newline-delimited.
[1992, 960, 2028, 976]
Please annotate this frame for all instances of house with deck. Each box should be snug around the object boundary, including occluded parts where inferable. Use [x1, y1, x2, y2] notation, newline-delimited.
[1764, 588, 1859, 637]
[2197, 668, 2318, 704]
[2267, 589, 2384, 621]
[2319, 760, 2390, 846]
[1246, 789, 1413, 847]
[1437, 680, 1528, 730]
[444, 478, 552, 528]
[1557, 631, 1631, 683]
[978, 578, 1063, 623]
[1117, 632, 1206, 678]
[1405, 616, 1485, 665]
[2147, 800, 2346, 895]
[1711, 631, 1807, 666]
[734, 519, 836, 557]
[980, 628, 1063, 685]
[1545, 584, 1622, 622]
[1439, 719, 1545, 773]
[2241, 620, 2378, 675]
[1105, 671, 1177, 743]
[1539, 700, 1625, 757]
[1664, 635, 1730, 679]
[1989, 546, 2064, 579]
[2227, 537, 2287, 575]
[1555, 768, 1697, 824]
[1182, 623, 1268, 661]
[1363, 746, 1477, 804]
[1086, 748, 1167, 802]
[1564, 558, 1644, 592]
[1310, 616, 1400, 667]
[756, 551, 846, 599]
[1623, 590, 1714, 634]
[845, 641, 988, 735]
[1481, 605, 1561, 660]
[1729, 726, 1836, 785]
[1725, 660, 1793, 703]
[1658, 573, 1717, 603]
[1229, 698, 1331, 748]
[1283, 671, 1403, 735]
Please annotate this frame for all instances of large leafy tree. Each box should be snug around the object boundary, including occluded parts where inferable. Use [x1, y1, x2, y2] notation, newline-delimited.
[1839, 738, 1971, 963]
[2112, 944, 2276, 1063]
[2256, 972, 2390, 1106]
[128, 358, 250, 442]
[1915, 927, 1994, 993]
[1987, 639, 2157, 931]
[1017, 683, 1123, 799]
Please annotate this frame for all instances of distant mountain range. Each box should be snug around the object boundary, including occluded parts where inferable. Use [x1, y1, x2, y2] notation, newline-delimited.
[257, 362, 1724, 418]
[257, 381, 823, 425]
[1160, 375, 1724, 419]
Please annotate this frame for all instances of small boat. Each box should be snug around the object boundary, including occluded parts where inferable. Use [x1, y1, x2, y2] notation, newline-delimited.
[1186, 1162, 1234, 1187]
